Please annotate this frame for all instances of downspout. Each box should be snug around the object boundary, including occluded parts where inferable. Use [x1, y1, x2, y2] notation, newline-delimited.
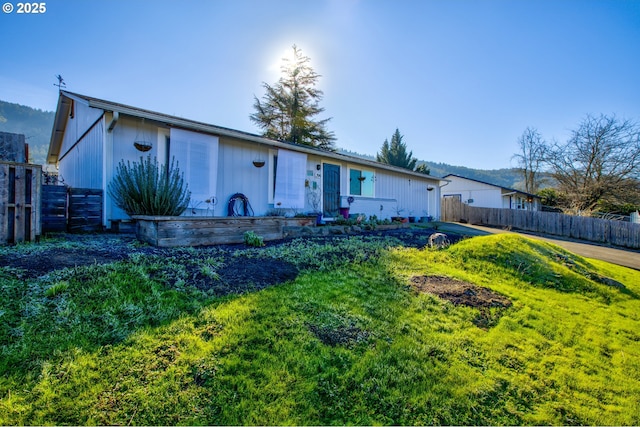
[107, 111, 119, 131]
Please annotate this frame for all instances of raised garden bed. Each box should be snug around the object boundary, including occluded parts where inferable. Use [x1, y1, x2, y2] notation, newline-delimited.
[134, 216, 313, 247]
[133, 215, 409, 247]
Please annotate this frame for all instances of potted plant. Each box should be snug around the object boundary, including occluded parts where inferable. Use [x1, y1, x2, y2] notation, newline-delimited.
[340, 196, 354, 219]
[391, 207, 406, 223]
[408, 210, 417, 223]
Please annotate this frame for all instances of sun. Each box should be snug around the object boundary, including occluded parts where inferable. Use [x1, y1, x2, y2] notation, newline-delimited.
[266, 44, 319, 79]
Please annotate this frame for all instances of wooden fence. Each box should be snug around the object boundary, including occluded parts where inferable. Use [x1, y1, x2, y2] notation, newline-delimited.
[40, 186, 104, 234]
[442, 197, 640, 249]
[41, 185, 68, 233]
[0, 162, 41, 244]
[68, 188, 103, 232]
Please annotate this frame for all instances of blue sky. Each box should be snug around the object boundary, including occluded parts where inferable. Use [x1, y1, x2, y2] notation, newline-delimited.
[1, 0, 639, 169]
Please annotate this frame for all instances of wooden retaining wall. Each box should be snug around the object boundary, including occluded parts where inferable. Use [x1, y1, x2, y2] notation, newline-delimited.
[133, 215, 409, 247]
[134, 216, 308, 247]
[442, 198, 640, 249]
[0, 162, 41, 244]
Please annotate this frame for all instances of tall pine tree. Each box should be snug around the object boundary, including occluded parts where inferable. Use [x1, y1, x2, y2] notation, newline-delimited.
[377, 128, 418, 170]
[250, 45, 336, 151]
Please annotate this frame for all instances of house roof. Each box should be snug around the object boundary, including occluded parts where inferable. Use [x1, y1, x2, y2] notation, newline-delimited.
[49, 91, 445, 183]
[443, 173, 540, 199]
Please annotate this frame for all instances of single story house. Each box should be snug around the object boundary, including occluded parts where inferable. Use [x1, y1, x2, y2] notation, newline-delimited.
[442, 174, 541, 211]
[47, 91, 444, 229]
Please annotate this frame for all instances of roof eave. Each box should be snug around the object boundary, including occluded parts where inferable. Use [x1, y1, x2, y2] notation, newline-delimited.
[46, 93, 73, 164]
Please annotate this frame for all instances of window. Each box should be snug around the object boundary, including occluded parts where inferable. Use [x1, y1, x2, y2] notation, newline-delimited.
[349, 168, 374, 197]
[169, 128, 219, 206]
[274, 149, 307, 209]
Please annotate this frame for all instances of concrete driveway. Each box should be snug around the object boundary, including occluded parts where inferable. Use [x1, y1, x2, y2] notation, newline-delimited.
[435, 222, 640, 271]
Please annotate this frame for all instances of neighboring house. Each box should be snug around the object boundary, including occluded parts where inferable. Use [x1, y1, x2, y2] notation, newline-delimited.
[442, 174, 541, 211]
[47, 91, 444, 229]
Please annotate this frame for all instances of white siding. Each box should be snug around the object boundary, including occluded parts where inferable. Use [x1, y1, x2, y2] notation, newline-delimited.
[106, 117, 168, 221]
[216, 137, 271, 216]
[58, 99, 104, 157]
[374, 170, 435, 218]
[443, 176, 503, 209]
[443, 175, 539, 211]
[58, 118, 104, 189]
[57, 96, 106, 190]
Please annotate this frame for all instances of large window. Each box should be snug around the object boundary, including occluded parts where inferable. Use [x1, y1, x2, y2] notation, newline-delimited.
[349, 168, 374, 197]
[169, 128, 219, 206]
[274, 149, 307, 209]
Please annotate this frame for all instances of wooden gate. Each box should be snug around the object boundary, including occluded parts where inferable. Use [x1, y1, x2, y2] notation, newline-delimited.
[68, 188, 103, 232]
[41, 185, 68, 233]
[40, 186, 104, 234]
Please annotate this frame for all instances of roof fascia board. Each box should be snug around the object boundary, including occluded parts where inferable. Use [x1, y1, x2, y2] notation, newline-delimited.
[46, 93, 75, 164]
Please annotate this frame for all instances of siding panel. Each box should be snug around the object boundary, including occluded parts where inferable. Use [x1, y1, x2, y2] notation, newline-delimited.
[58, 119, 104, 189]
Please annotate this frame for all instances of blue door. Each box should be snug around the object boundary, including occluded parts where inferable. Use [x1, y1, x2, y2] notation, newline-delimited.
[323, 164, 340, 217]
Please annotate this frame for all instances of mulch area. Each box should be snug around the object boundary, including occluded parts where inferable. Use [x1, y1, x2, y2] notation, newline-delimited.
[0, 227, 468, 301]
[1, 228, 514, 330]
[409, 275, 513, 308]
[409, 275, 513, 329]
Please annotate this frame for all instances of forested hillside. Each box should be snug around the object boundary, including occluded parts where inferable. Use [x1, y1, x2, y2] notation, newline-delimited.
[0, 100, 54, 165]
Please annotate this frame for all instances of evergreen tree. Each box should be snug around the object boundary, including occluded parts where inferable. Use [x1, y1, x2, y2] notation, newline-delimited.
[414, 163, 431, 175]
[251, 45, 336, 151]
[376, 128, 418, 170]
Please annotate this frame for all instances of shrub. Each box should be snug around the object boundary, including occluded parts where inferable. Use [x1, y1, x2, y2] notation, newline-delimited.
[243, 231, 265, 247]
[108, 156, 190, 216]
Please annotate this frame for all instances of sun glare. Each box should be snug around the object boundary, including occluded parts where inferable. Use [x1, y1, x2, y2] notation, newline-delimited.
[267, 44, 319, 79]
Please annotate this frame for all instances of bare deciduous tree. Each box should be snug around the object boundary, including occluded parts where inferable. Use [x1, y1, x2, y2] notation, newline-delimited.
[512, 127, 547, 194]
[546, 114, 640, 213]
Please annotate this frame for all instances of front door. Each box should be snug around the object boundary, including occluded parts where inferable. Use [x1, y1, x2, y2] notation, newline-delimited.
[323, 163, 340, 218]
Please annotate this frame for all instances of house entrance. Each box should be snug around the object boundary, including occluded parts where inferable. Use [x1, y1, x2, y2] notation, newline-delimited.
[322, 163, 340, 218]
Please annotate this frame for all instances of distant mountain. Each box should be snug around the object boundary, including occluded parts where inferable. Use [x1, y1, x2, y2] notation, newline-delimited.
[424, 162, 524, 190]
[339, 149, 524, 190]
[0, 100, 54, 165]
[1, 100, 525, 190]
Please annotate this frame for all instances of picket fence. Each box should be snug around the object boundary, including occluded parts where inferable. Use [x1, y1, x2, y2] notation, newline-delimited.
[441, 198, 640, 249]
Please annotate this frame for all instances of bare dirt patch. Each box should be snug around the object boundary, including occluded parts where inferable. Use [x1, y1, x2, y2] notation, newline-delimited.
[410, 275, 512, 308]
[410, 275, 512, 328]
[0, 243, 132, 279]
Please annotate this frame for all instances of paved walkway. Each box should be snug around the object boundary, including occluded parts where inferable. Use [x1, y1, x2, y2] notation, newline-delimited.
[435, 222, 640, 271]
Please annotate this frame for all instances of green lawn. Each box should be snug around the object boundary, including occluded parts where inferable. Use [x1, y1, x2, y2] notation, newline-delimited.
[1, 233, 639, 425]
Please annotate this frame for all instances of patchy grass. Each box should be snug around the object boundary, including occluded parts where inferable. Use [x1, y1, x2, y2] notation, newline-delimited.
[1, 233, 639, 425]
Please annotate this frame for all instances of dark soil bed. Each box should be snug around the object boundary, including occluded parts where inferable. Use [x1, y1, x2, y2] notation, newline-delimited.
[410, 275, 512, 308]
[0, 227, 462, 297]
[410, 275, 512, 329]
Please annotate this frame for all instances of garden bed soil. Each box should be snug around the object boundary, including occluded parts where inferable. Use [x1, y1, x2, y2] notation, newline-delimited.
[409, 275, 513, 329]
[0, 227, 462, 296]
[409, 275, 513, 308]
